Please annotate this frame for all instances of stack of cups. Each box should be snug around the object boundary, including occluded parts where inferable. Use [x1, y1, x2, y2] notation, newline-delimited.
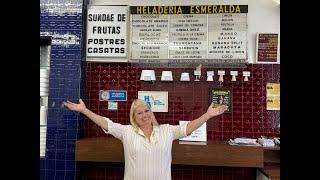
[40, 69, 49, 96]
[40, 106, 47, 125]
[40, 126, 47, 157]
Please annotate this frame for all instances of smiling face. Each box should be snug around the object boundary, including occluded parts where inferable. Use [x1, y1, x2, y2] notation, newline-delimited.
[134, 105, 153, 128]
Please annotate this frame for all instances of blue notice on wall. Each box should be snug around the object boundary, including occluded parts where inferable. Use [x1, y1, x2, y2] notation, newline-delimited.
[99, 90, 127, 101]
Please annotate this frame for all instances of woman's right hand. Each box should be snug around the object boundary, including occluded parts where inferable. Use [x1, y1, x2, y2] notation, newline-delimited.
[63, 99, 87, 113]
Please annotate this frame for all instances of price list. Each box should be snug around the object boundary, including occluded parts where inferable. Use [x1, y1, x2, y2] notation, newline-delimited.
[130, 5, 248, 61]
[131, 15, 169, 59]
[169, 14, 207, 59]
[208, 13, 247, 59]
[256, 33, 279, 63]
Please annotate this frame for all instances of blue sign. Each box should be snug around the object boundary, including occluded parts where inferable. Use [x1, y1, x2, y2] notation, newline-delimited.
[99, 90, 127, 101]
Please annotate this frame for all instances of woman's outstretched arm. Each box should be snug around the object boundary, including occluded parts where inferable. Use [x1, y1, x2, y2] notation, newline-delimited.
[63, 99, 108, 130]
[186, 104, 228, 136]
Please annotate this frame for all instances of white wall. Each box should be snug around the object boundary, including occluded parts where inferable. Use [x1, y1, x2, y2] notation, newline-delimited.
[89, 0, 280, 63]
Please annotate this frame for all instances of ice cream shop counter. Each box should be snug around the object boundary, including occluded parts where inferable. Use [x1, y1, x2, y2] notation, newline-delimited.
[75, 137, 265, 168]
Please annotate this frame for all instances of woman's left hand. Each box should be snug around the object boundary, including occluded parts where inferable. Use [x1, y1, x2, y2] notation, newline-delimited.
[206, 104, 228, 118]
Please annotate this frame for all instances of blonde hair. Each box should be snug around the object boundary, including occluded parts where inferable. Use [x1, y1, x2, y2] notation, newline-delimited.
[129, 99, 159, 131]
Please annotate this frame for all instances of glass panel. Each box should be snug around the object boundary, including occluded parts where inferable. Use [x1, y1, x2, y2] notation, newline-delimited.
[40, 45, 51, 68]
[40, 42, 50, 158]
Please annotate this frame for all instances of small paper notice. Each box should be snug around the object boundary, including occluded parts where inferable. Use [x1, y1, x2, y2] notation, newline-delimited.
[179, 121, 207, 142]
[108, 101, 118, 111]
[266, 83, 280, 110]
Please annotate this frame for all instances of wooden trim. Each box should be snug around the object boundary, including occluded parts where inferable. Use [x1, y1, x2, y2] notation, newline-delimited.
[263, 146, 280, 164]
[259, 164, 280, 178]
[76, 137, 264, 168]
[172, 141, 263, 167]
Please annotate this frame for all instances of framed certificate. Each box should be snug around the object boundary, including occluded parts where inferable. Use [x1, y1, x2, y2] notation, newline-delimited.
[209, 88, 232, 113]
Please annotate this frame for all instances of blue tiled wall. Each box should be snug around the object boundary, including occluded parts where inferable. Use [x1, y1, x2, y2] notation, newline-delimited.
[40, 1, 83, 180]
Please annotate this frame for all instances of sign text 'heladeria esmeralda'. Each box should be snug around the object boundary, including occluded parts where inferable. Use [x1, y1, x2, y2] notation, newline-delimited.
[130, 5, 248, 61]
[130, 5, 248, 14]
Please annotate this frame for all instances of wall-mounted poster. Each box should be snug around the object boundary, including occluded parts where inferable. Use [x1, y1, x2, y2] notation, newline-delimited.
[209, 88, 232, 112]
[266, 83, 280, 110]
[138, 91, 168, 112]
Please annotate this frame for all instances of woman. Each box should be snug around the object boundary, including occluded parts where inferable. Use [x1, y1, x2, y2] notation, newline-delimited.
[64, 99, 227, 180]
[218, 95, 224, 104]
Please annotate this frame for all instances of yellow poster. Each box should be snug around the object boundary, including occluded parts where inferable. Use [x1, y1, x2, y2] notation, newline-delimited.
[266, 83, 280, 110]
[266, 83, 280, 95]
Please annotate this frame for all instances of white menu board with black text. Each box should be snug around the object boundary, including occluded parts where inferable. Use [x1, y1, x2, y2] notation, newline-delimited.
[130, 5, 248, 62]
[131, 15, 169, 59]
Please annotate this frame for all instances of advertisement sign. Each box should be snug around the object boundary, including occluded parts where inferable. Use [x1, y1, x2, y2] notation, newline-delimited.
[87, 5, 128, 58]
[209, 88, 232, 112]
[266, 83, 280, 110]
[138, 91, 168, 112]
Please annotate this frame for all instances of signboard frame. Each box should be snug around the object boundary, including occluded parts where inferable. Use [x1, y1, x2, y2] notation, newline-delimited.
[255, 33, 280, 64]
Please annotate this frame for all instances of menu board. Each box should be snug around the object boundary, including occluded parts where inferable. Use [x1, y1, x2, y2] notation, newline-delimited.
[86, 6, 128, 58]
[208, 13, 247, 59]
[131, 15, 169, 59]
[169, 14, 207, 59]
[256, 33, 279, 63]
[130, 5, 248, 61]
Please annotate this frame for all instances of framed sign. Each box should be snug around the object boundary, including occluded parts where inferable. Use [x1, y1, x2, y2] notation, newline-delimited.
[138, 91, 168, 112]
[99, 90, 127, 101]
[209, 88, 232, 112]
[130, 5, 248, 63]
[86, 5, 128, 60]
[256, 33, 280, 64]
